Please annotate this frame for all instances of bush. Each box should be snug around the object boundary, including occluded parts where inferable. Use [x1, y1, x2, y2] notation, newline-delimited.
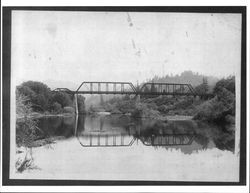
[157, 105, 168, 113]
[63, 106, 75, 114]
[52, 92, 73, 108]
[16, 118, 39, 147]
[16, 91, 33, 118]
[111, 108, 122, 114]
[193, 98, 219, 121]
[214, 76, 235, 94]
[116, 100, 136, 113]
[132, 102, 160, 118]
[51, 102, 62, 113]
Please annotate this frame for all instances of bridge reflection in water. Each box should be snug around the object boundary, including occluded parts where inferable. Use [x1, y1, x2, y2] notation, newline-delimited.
[140, 134, 195, 146]
[75, 115, 195, 148]
[77, 134, 136, 147]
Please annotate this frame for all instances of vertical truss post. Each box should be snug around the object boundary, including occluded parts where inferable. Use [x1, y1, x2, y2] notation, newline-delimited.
[90, 83, 93, 92]
[106, 83, 108, 92]
[180, 85, 184, 93]
[177, 85, 180, 93]
[121, 83, 124, 92]
[98, 134, 100, 145]
[113, 83, 116, 92]
[105, 134, 108, 145]
[90, 135, 92, 146]
[98, 83, 101, 92]
[121, 135, 124, 145]
[180, 136, 184, 144]
[181, 136, 184, 144]
[173, 136, 176, 145]
[74, 94, 78, 115]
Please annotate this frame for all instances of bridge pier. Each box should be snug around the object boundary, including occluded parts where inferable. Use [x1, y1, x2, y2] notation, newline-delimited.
[74, 94, 78, 115]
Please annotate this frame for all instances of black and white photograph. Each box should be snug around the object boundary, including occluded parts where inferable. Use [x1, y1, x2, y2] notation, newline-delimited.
[1, 6, 247, 188]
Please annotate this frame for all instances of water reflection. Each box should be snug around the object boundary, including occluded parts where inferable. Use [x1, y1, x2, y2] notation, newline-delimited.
[14, 114, 238, 181]
[74, 115, 234, 153]
[21, 114, 234, 153]
[37, 116, 76, 139]
[76, 115, 197, 148]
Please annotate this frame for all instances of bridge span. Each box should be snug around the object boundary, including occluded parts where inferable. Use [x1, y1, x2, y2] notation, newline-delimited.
[53, 81, 213, 97]
[53, 81, 213, 114]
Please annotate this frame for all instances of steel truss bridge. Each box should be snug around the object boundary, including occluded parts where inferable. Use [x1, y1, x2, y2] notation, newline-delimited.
[54, 81, 213, 98]
[76, 133, 195, 147]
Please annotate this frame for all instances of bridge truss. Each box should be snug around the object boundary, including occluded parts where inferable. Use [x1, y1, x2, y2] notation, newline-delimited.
[53, 81, 213, 97]
[76, 133, 195, 147]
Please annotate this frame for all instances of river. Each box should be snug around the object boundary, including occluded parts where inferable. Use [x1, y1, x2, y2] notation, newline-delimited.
[13, 114, 239, 181]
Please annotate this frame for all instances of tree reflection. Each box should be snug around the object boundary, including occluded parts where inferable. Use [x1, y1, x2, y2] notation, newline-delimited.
[30, 114, 235, 153]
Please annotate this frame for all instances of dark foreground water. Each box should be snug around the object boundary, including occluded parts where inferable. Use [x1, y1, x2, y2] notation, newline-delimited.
[14, 114, 239, 181]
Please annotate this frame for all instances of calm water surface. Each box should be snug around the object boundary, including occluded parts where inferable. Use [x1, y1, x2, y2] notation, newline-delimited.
[14, 114, 239, 181]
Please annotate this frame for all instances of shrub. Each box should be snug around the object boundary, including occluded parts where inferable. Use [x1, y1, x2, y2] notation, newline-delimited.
[16, 91, 33, 118]
[63, 106, 75, 114]
[157, 105, 168, 113]
[51, 102, 62, 113]
[193, 98, 218, 121]
[51, 92, 72, 108]
[132, 102, 160, 118]
[16, 118, 39, 147]
[213, 76, 235, 94]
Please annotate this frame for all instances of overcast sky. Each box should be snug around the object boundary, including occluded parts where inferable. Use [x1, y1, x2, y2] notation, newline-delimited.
[11, 11, 241, 86]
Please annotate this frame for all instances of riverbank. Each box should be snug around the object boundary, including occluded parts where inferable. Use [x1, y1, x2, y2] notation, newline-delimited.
[17, 112, 76, 120]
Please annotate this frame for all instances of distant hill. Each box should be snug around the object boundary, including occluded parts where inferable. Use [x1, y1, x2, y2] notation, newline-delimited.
[148, 70, 219, 88]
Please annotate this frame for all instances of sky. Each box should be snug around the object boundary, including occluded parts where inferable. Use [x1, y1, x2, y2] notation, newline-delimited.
[11, 11, 242, 86]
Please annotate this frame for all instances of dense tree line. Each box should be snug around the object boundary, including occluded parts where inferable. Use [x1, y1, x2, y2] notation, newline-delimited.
[149, 70, 218, 88]
[16, 81, 85, 114]
[97, 75, 235, 125]
[194, 76, 235, 124]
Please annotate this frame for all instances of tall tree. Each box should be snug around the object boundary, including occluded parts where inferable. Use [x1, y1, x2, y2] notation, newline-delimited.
[17, 81, 51, 111]
[202, 77, 209, 93]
